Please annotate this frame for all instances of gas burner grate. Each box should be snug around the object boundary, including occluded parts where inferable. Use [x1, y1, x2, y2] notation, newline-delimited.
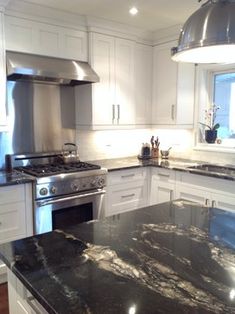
[16, 162, 101, 177]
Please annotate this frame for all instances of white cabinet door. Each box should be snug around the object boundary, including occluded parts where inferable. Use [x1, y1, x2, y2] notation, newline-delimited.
[150, 168, 175, 205]
[0, 184, 33, 283]
[5, 15, 88, 61]
[61, 28, 88, 61]
[152, 41, 195, 127]
[76, 33, 136, 129]
[0, 12, 6, 130]
[115, 38, 135, 125]
[91, 33, 115, 126]
[152, 42, 177, 125]
[211, 193, 235, 212]
[175, 184, 210, 206]
[135, 43, 152, 126]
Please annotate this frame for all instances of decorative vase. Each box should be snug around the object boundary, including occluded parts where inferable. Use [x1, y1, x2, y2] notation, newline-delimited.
[205, 130, 217, 143]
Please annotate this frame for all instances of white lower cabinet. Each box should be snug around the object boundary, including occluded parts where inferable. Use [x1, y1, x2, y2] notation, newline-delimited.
[175, 184, 210, 206]
[106, 167, 235, 217]
[0, 183, 33, 283]
[175, 172, 235, 212]
[8, 269, 48, 314]
[150, 168, 175, 205]
[106, 168, 148, 216]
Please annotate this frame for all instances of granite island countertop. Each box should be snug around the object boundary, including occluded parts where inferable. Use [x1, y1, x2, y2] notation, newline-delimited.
[1, 200, 235, 314]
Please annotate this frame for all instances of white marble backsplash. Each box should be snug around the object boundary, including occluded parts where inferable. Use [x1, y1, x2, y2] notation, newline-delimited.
[76, 128, 235, 164]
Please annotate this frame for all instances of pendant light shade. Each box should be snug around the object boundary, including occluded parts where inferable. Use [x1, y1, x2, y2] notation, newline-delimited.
[171, 0, 235, 63]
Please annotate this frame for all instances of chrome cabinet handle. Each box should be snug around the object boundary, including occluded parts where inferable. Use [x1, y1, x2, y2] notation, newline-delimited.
[212, 200, 216, 208]
[117, 104, 120, 122]
[121, 174, 135, 178]
[205, 198, 210, 206]
[121, 193, 135, 198]
[112, 104, 115, 121]
[26, 296, 42, 314]
[171, 104, 175, 120]
[158, 173, 170, 178]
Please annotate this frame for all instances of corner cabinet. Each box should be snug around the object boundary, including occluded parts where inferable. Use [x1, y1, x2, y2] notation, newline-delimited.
[149, 168, 175, 205]
[0, 11, 7, 131]
[75, 32, 135, 129]
[152, 41, 195, 127]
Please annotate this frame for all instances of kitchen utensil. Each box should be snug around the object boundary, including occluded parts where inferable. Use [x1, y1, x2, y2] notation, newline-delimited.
[151, 147, 159, 158]
[160, 147, 172, 159]
[61, 143, 79, 164]
[138, 143, 151, 159]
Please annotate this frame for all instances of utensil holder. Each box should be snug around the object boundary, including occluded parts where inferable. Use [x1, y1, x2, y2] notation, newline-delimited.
[151, 148, 159, 158]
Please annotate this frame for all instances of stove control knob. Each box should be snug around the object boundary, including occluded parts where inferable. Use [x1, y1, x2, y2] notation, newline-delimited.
[50, 186, 57, 195]
[98, 178, 105, 187]
[39, 187, 48, 196]
[71, 182, 79, 192]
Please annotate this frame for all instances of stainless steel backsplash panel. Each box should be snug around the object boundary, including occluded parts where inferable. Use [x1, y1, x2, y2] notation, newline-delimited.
[0, 81, 76, 169]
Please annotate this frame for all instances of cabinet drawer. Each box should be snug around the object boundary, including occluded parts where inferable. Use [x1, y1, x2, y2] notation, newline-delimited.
[107, 181, 147, 215]
[0, 201, 26, 242]
[0, 185, 25, 205]
[151, 168, 175, 182]
[108, 168, 147, 185]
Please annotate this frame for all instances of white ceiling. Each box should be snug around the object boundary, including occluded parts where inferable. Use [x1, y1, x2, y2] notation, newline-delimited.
[21, 0, 200, 31]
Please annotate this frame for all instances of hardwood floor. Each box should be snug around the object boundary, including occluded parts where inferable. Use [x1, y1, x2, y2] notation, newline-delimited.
[0, 283, 9, 314]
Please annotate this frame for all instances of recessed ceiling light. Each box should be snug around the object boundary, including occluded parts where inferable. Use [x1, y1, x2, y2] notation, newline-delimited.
[129, 7, 138, 15]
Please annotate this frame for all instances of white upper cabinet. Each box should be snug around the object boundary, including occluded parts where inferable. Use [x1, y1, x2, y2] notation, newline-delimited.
[5, 15, 88, 61]
[152, 41, 195, 127]
[0, 11, 6, 130]
[76, 32, 136, 129]
[115, 37, 135, 125]
[134, 43, 152, 126]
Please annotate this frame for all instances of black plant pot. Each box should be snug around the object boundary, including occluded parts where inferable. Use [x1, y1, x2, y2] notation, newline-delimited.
[205, 130, 217, 143]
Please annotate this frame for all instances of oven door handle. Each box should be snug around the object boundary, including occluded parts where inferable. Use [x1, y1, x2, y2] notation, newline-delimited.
[36, 189, 106, 207]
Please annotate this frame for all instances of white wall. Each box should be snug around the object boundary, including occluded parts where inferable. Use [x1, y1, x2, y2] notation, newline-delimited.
[76, 129, 151, 161]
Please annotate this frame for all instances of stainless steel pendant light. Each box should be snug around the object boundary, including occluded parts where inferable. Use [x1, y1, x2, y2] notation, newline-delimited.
[171, 0, 235, 63]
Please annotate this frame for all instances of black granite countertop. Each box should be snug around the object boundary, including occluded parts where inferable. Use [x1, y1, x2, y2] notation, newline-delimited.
[1, 200, 235, 314]
[92, 156, 235, 181]
[0, 170, 35, 186]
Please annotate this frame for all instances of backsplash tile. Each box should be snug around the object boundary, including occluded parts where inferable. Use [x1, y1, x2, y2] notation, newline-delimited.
[76, 128, 235, 164]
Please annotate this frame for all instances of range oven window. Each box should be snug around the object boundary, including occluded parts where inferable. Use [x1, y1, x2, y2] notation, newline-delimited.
[52, 203, 93, 230]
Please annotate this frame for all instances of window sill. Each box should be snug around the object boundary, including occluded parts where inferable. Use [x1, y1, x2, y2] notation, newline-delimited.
[194, 143, 235, 154]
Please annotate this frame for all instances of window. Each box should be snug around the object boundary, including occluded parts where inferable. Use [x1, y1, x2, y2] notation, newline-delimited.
[213, 72, 235, 140]
[196, 64, 235, 149]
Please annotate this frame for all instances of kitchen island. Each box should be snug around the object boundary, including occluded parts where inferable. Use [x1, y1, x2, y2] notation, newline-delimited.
[0, 200, 235, 314]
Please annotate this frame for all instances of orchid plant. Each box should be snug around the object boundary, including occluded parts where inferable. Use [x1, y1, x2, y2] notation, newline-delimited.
[199, 104, 220, 131]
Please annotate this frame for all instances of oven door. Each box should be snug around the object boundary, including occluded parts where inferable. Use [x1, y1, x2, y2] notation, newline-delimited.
[34, 189, 105, 234]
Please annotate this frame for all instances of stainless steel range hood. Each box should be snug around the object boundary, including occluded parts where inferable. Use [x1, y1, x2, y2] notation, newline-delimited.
[6, 51, 99, 85]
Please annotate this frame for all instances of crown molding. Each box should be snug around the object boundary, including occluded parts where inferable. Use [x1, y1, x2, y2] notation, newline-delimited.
[153, 24, 181, 46]
[5, 0, 86, 30]
[86, 16, 153, 45]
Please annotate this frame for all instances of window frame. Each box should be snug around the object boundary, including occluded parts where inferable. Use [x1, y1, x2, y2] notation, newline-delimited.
[194, 63, 235, 153]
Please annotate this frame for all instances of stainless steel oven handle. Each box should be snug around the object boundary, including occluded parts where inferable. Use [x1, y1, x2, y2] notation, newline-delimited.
[37, 189, 106, 207]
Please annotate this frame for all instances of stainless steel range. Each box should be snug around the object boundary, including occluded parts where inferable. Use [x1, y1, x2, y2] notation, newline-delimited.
[12, 153, 107, 235]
